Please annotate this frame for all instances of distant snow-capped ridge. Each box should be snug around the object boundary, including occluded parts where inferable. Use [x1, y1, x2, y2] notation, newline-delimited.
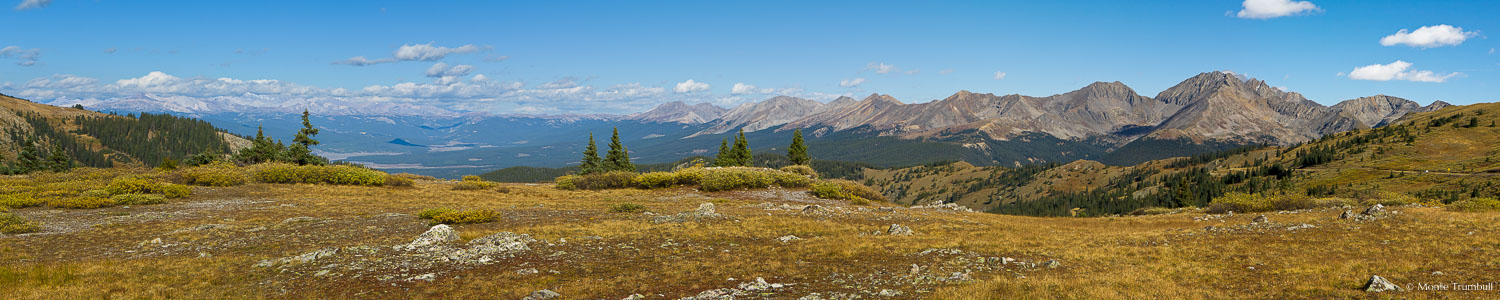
[49, 93, 462, 117]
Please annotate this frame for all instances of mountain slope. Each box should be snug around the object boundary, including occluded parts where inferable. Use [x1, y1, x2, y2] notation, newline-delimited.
[0, 93, 248, 167]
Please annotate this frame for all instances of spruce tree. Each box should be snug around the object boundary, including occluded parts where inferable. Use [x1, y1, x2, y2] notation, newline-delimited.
[46, 144, 72, 172]
[787, 129, 809, 165]
[16, 142, 42, 173]
[713, 138, 733, 167]
[604, 128, 635, 172]
[579, 132, 603, 174]
[288, 109, 325, 165]
[731, 129, 751, 166]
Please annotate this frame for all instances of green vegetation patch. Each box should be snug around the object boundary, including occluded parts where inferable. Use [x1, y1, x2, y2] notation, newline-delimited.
[417, 208, 500, 225]
[250, 163, 387, 186]
[0, 213, 41, 234]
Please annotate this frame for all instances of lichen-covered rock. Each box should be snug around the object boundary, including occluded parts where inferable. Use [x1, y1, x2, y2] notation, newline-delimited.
[1364, 275, 1401, 292]
[888, 224, 914, 235]
[400, 225, 459, 251]
[523, 289, 560, 300]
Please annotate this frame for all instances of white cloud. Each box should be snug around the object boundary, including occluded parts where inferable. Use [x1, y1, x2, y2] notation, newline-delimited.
[332, 56, 397, 66]
[424, 62, 474, 77]
[674, 79, 710, 93]
[839, 78, 865, 88]
[1379, 25, 1479, 48]
[14, 0, 49, 10]
[104, 48, 118, 54]
[0, 46, 40, 66]
[866, 62, 895, 74]
[538, 78, 578, 89]
[993, 71, 1007, 80]
[939, 69, 954, 75]
[1235, 0, 1320, 19]
[393, 43, 480, 61]
[1347, 60, 1461, 83]
[1491, 48, 1496, 55]
[905, 69, 920, 75]
[730, 82, 777, 95]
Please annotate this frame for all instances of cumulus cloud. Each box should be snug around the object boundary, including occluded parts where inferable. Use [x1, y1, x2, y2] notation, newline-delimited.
[674, 79, 710, 93]
[1235, 0, 1320, 19]
[394, 43, 480, 61]
[0, 46, 41, 66]
[730, 82, 778, 95]
[424, 62, 474, 77]
[1347, 60, 1461, 83]
[332, 56, 397, 66]
[993, 71, 1007, 80]
[839, 78, 865, 88]
[14, 0, 49, 10]
[334, 43, 483, 66]
[1379, 25, 1479, 48]
[866, 62, 895, 74]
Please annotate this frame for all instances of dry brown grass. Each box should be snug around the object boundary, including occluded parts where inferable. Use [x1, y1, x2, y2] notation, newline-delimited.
[1, 168, 1498, 299]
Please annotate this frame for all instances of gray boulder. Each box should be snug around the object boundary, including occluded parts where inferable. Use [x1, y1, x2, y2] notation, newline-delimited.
[523, 289, 561, 300]
[401, 225, 459, 251]
[1364, 275, 1401, 292]
[888, 224, 915, 235]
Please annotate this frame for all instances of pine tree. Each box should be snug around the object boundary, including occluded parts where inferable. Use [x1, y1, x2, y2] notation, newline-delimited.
[46, 143, 72, 172]
[16, 142, 42, 172]
[235, 125, 286, 164]
[787, 129, 809, 165]
[713, 138, 733, 167]
[604, 128, 635, 172]
[731, 129, 751, 166]
[579, 132, 603, 174]
[288, 109, 326, 165]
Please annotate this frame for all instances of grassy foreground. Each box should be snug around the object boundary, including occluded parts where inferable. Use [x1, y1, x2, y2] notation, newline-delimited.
[1, 172, 1498, 299]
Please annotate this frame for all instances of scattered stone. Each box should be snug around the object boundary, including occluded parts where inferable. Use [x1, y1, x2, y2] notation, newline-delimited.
[468, 232, 536, 255]
[652, 203, 728, 223]
[399, 225, 459, 251]
[1251, 215, 1268, 224]
[257, 247, 340, 267]
[887, 224, 914, 236]
[693, 203, 720, 217]
[280, 216, 318, 224]
[877, 289, 904, 297]
[912, 202, 975, 212]
[777, 235, 801, 243]
[622, 294, 645, 300]
[1339, 210, 1352, 220]
[517, 268, 539, 275]
[1432, 271, 1444, 276]
[523, 289, 561, 300]
[175, 224, 230, 233]
[1364, 275, 1401, 292]
[1363, 204, 1384, 216]
[1043, 259, 1061, 269]
[1286, 224, 1316, 231]
[738, 277, 786, 291]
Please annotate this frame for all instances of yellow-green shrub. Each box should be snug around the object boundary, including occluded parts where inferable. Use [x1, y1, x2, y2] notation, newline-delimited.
[0, 213, 41, 234]
[80, 189, 110, 198]
[422, 209, 500, 225]
[673, 167, 706, 185]
[110, 194, 167, 205]
[699, 167, 787, 191]
[554, 175, 578, 190]
[462, 175, 485, 182]
[383, 174, 415, 187]
[1448, 197, 1500, 212]
[105, 177, 192, 198]
[181, 162, 249, 186]
[452, 181, 494, 191]
[250, 163, 387, 186]
[809, 180, 883, 204]
[395, 173, 438, 181]
[418, 208, 456, 219]
[564, 171, 639, 190]
[0, 194, 44, 209]
[779, 165, 817, 178]
[634, 172, 679, 189]
[48, 197, 115, 209]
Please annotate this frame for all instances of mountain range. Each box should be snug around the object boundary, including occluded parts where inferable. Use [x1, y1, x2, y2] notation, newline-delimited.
[632, 71, 1449, 147]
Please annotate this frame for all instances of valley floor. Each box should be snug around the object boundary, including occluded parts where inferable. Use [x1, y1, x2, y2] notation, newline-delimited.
[2, 181, 1498, 299]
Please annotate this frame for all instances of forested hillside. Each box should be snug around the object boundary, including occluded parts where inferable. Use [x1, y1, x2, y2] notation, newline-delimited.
[867, 102, 1500, 216]
[0, 93, 243, 172]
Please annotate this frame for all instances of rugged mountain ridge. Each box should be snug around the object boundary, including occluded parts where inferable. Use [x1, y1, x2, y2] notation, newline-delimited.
[658, 72, 1449, 146]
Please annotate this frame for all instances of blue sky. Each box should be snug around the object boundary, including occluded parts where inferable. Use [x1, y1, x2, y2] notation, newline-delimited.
[2, 0, 1496, 115]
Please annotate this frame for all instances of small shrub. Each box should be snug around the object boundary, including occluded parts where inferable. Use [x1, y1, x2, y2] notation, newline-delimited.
[495, 186, 512, 193]
[554, 175, 578, 190]
[634, 172, 679, 189]
[811, 181, 861, 202]
[0, 194, 45, 209]
[110, 194, 167, 205]
[779, 165, 817, 178]
[181, 162, 249, 187]
[418, 208, 457, 219]
[395, 173, 438, 181]
[0, 213, 41, 234]
[37, 190, 80, 198]
[251, 163, 387, 186]
[673, 167, 706, 186]
[383, 174, 415, 187]
[568, 171, 639, 190]
[772, 172, 814, 189]
[426, 209, 500, 225]
[105, 177, 192, 198]
[610, 203, 646, 213]
[826, 179, 884, 201]
[452, 181, 492, 191]
[462, 175, 484, 182]
[48, 197, 116, 209]
[1448, 197, 1500, 212]
[699, 167, 778, 192]
[1128, 207, 1179, 216]
[80, 189, 110, 198]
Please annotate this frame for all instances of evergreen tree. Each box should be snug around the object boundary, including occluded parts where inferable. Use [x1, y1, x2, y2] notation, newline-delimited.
[713, 138, 733, 167]
[288, 110, 326, 165]
[787, 129, 809, 165]
[731, 129, 751, 166]
[46, 144, 72, 172]
[579, 132, 604, 174]
[16, 142, 42, 172]
[603, 128, 635, 172]
[235, 125, 287, 164]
